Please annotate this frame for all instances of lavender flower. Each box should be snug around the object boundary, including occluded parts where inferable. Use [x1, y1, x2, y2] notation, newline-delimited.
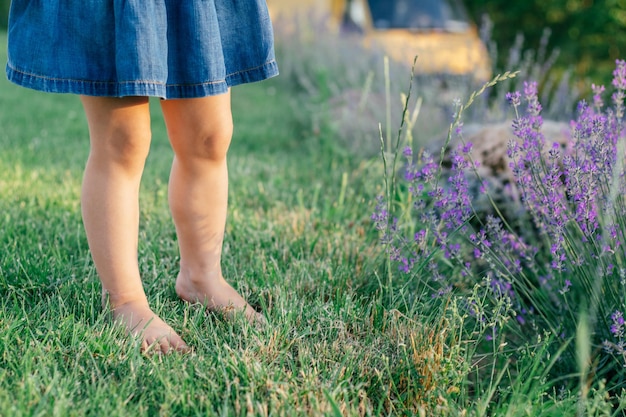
[558, 279, 572, 295]
[371, 196, 388, 231]
[506, 91, 521, 107]
[612, 59, 626, 90]
[612, 59, 626, 119]
[611, 310, 625, 338]
[591, 84, 605, 111]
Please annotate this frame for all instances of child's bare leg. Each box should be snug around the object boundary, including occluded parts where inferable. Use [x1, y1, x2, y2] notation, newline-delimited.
[80, 96, 188, 353]
[160, 93, 263, 323]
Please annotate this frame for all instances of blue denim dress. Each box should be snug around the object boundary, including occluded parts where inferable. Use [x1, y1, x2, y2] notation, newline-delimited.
[5, 1, 279, 99]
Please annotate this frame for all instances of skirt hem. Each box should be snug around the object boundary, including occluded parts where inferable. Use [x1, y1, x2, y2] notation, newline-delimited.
[5, 60, 279, 99]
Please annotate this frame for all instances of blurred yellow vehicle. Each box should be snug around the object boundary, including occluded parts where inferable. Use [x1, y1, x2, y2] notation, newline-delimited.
[267, 0, 492, 81]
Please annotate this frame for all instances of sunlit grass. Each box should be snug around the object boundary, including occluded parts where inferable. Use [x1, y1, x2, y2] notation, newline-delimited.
[2, 18, 624, 415]
[0, 31, 459, 416]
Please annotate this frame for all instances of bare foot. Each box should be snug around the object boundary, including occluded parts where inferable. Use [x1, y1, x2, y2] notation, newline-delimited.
[175, 272, 266, 326]
[109, 299, 190, 354]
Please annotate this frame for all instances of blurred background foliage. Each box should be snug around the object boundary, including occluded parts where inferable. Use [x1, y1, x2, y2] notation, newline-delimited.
[0, 1, 7, 31]
[0, 0, 624, 86]
[465, 0, 626, 86]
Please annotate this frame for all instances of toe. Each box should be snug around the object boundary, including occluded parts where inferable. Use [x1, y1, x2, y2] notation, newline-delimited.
[158, 338, 172, 355]
[172, 338, 190, 354]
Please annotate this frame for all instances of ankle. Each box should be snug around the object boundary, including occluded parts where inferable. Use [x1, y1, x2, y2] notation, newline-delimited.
[102, 289, 149, 310]
[177, 265, 223, 284]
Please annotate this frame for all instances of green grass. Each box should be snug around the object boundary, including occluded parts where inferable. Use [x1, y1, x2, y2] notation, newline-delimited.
[4, 27, 624, 415]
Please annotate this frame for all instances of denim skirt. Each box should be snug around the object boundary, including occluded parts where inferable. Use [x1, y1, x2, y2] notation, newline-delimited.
[5, 0, 279, 99]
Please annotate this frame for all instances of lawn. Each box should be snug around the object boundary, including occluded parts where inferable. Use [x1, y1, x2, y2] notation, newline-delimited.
[0, 32, 416, 416]
[2, 24, 626, 416]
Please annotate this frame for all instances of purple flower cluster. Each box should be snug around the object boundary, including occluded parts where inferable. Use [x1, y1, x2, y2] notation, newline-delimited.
[612, 59, 626, 119]
[603, 310, 626, 365]
[610, 310, 625, 338]
[373, 60, 626, 357]
[374, 128, 536, 327]
[507, 75, 626, 276]
[504, 69, 626, 355]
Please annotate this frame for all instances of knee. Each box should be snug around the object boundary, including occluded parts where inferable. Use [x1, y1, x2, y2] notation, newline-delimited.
[173, 118, 233, 164]
[91, 123, 152, 173]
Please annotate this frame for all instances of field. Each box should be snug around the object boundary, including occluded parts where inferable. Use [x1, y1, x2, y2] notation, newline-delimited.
[1, 25, 626, 417]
